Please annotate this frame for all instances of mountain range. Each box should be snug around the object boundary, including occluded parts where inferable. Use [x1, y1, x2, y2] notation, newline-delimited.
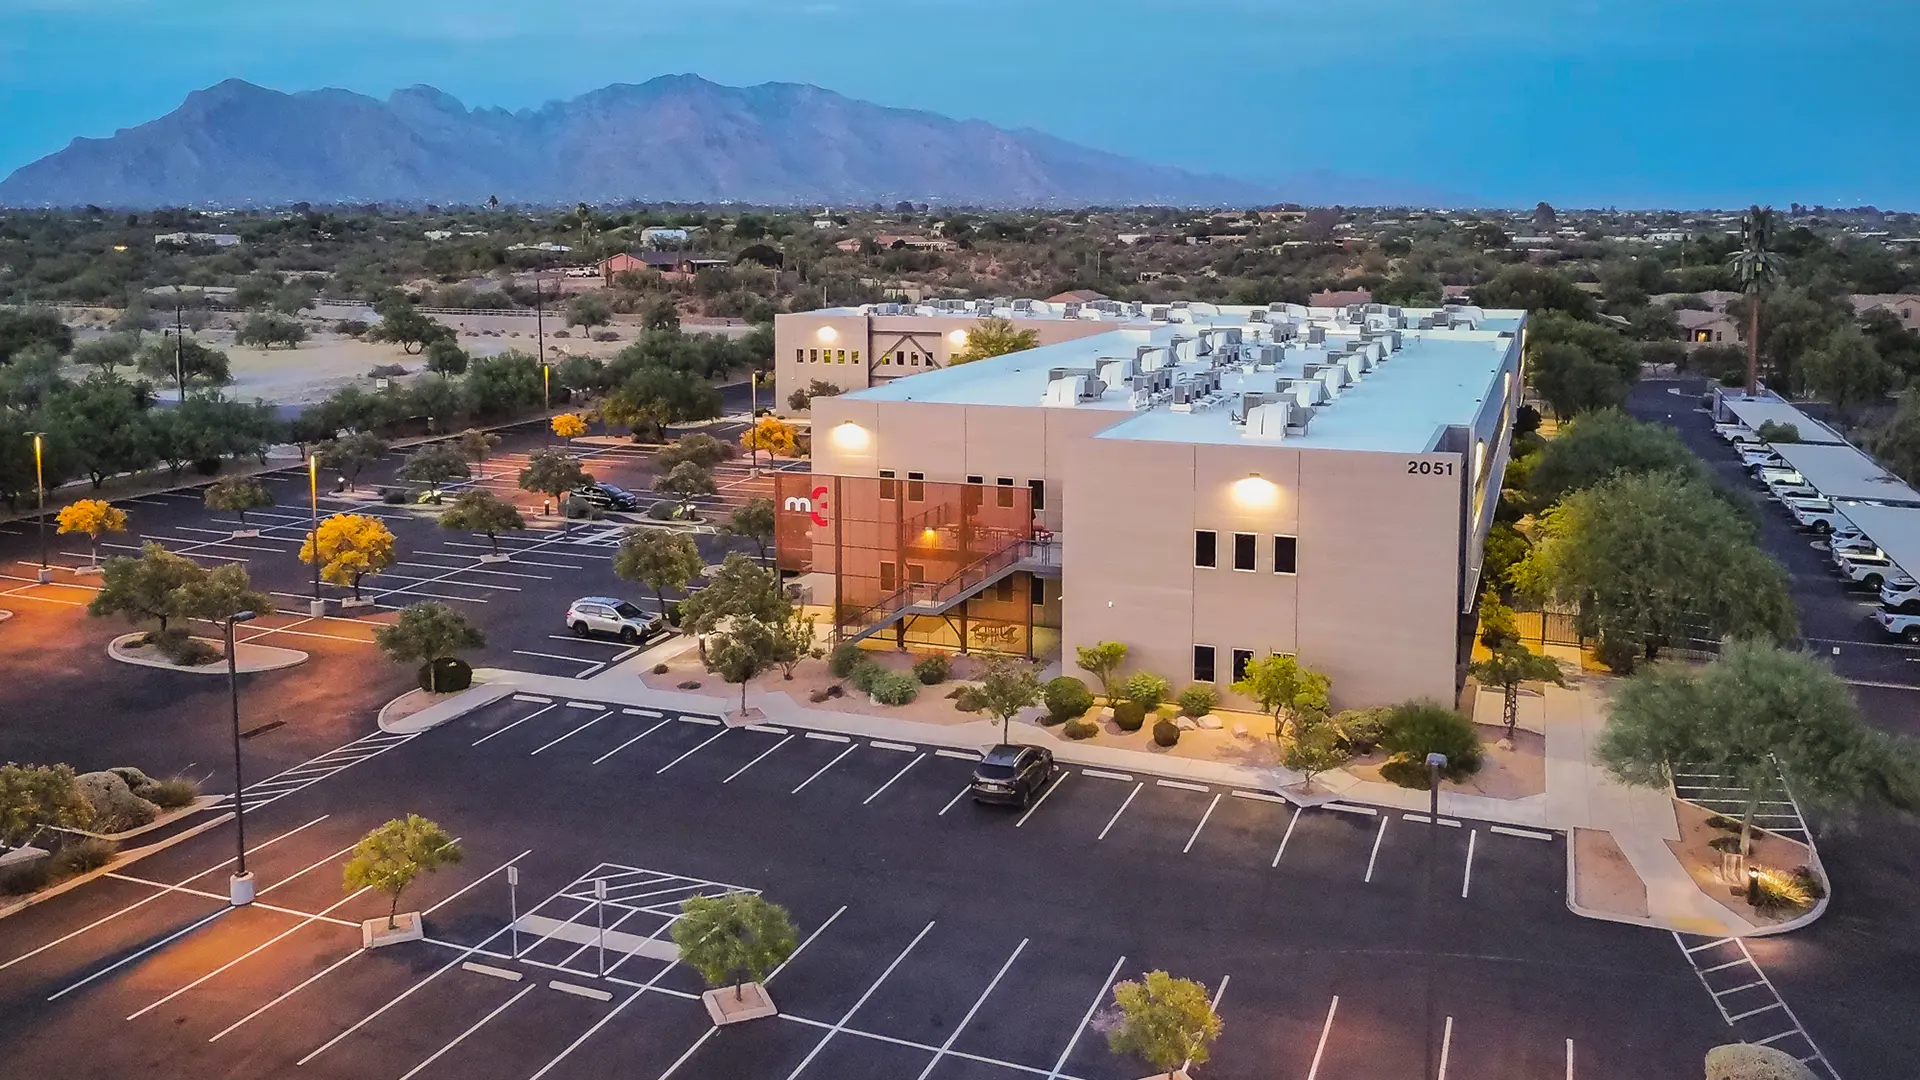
[0, 75, 1438, 210]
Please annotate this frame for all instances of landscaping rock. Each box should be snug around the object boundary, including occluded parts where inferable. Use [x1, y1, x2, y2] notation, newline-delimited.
[1197, 715, 1223, 730]
[1231, 724, 1250, 738]
[677, 680, 702, 690]
[1704, 1043, 1818, 1080]
[76, 771, 159, 833]
[1175, 716, 1199, 731]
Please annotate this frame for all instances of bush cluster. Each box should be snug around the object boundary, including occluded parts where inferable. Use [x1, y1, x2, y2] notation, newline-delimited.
[913, 655, 950, 685]
[1042, 676, 1094, 726]
[1152, 719, 1181, 747]
[1062, 716, 1099, 740]
[75, 771, 159, 833]
[1177, 684, 1215, 718]
[869, 670, 920, 706]
[1112, 700, 1147, 732]
[1118, 672, 1170, 710]
[827, 642, 866, 678]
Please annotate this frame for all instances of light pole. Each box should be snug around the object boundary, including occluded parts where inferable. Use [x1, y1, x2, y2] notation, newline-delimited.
[1423, 751, 1448, 1080]
[173, 304, 187, 404]
[308, 454, 325, 617]
[225, 609, 259, 906]
[28, 431, 49, 583]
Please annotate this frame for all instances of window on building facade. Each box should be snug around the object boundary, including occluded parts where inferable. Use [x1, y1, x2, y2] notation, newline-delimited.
[1031, 578, 1046, 606]
[879, 469, 896, 500]
[906, 563, 925, 584]
[994, 577, 1014, 603]
[1273, 536, 1297, 575]
[809, 349, 819, 362]
[1029, 479, 1046, 512]
[1195, 530, 1216, 568]
[794, 349, 804, 363]
[967, 475, 984, 486]
[879, 562, 896, 591]
[996, 478, 1015, 508]
[852, 350, 861, 365]
[1231, 649, 1253, 682]
[907, 472, 925, 501]
[1233, 533, 1257, 571]
[1193, 645, 1216, 683]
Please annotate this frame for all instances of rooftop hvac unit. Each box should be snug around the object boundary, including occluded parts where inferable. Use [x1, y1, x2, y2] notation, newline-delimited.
[1063, 302, 1082, 318]
[1283, 378, 1329, 407]
[1098, 358, 1135, 387]
[1137, 346, 1170, 372]
[1386, 331, 1403, 352]
[1042, 375, 1090, 407]
[1305, 325, 1326, 345]
[1249, 309, 1267, 322]
[1149, 306, 1171, 321]
[1417, 316, 1436, 330]
[1243, 402, 1297, 440]
[1128, 302, 1145, 317]
[1172, 383, 1192, 406]
[1013, 299, 1034, 312]
[1364, 303, 1385, 314]
[1321, 363, 1350, 394]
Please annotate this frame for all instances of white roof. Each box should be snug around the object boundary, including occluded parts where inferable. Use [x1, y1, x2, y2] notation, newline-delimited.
[1829, 503, 1920, 580]
[1719, 396, 1846, 444]
[1769, 443, 1920, 505]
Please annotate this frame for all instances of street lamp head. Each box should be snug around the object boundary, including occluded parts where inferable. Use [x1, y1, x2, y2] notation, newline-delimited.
[1425, 752, 1449, 770]
[231, 610, 258, 624]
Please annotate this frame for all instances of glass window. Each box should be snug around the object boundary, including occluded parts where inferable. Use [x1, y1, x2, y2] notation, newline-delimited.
[879, 562, 896, 591]
[809, 349, 819, 362]
[852, 350, 861, 365]
[879, 468, 896, 501]
[1029, 479, 1046, 512]
[1231, 649, 1253, 682]
[1031, 578, 1046, 606]
[1195, 530, 1216, 568]
[907, 471, 925, 501]
[614, 602, 646, 620]
[836, 349, 846, 363]
[996, 477, 1015, 508]
[994, 577, 1014, 602]
[967, 475, 984, 486]
[1233, 533, 1257, 571]
[906, 563, 925, 584]
[794, 348, 804, 363]
[1193, 645, 1216, 683]
[1273, 535, 1297, 574]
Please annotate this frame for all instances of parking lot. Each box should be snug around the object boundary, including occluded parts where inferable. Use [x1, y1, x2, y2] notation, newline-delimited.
[0, 685, 1732, 1080]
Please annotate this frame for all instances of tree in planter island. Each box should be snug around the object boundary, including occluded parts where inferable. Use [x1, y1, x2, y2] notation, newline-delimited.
[341, 815, 463, 933]
[55, 498, 127, 567]
[670, 891, 798, 1016]
[1075, 641, 1127, 701]
[204, 475, 274, 533]
[1282, 711, 1351, 794]
[1101, 970, 1223, 1079]
[320, 431, 389, 492]
[1232, 653, 1331, 740]
[518, 447, 589, 517]
[738, 414, 798, 471]
[0, 762, 92, 855]
[1468, 644, 1565, 742]
[961, 659, 1044, 744]
[1597, 640, 1920, 862]
[176, 563, 276, 642]
[678, 553, 791, 656]
[300, 513, 396, 604]
[614, 529, 704, 623]
[438, 490, 526, 557]
[654, 460, 715, 518]
[398, 442, 471, 502]
[551, 411, 589, 450]
[375, 602, 487, 693]
[723, 498, 777, 561]
[770, 608, 820, 680]
[706, 615, 778, 714]
[88, 542, 204, 639]
[457, 428, 501, 476]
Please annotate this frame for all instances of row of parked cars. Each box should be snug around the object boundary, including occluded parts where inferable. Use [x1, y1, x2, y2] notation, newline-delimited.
[1717, 424, 1920, 642]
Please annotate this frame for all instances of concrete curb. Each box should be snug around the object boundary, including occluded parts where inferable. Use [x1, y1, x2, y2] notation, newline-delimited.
[0, 811, 236, 922]
[1562, 825, 1829, 937]
[108, 632, 308, 674]
[378, 678, 517, 734]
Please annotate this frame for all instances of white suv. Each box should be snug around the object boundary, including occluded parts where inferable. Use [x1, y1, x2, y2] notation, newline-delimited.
[565, 596, 667, 644]
[1790, 501, 1851, 534]
[1835, 551, 1912, 591]
[1880, 580, 1920, 614]
[1874, 608, 1920, 644]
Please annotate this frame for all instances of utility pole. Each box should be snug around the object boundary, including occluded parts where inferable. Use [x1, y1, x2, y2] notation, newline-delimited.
[534, 268, 546, 368]
[173, 303, 187, 403]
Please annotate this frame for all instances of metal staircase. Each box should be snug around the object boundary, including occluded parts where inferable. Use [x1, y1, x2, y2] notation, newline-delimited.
[836, 540, 1060, 645]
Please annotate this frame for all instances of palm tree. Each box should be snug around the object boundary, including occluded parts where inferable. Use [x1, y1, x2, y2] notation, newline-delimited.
[1727, 206, 1784, 397]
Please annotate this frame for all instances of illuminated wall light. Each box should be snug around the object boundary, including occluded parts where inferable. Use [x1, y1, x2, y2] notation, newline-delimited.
[1474, 439, 1488, 480]
[948, 329, 969, 347]
[1230, 473, 1280, 510]
[830, 421, 870, 452]
[816, 325, 839, 343]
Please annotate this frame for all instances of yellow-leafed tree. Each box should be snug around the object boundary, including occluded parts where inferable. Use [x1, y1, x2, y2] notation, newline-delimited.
[739, 415, 798, 469]
[550, 412, 589, 449]
[300, 513, 396, 601]
[56, 498, 128, 566]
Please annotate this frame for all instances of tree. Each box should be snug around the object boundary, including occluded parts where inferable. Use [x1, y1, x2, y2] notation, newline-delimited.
[367, 300, 455, 355]
[1473, 266, 1595, 319]
[465, 350, 544, 418]
[786, 378, 841, 412]
[770, 608, 819, 679]
[567, 294, 612, 332]
[88, 542, 203, 634]
[1529, 341, 1626, 418]
[659, 433, 736, 469]
[655, 460, 715, 515]
[398, 441, 471, 497]
[670, 891, 798, 999]
[55, 498, 127, 566]
[1516, 472, 1798, 659]
[136, 336, 231, 389]
[457, 428, 501, 472]
[949, 317, 1039, 365]
[1282, 712, 1350, 792]
[706, 615, 779, 713]
[175, 562, 276, 627]
[602, 365, 722, 441]
[0, 308, 74, 365]
[740, 415, 797, 469]
[1598, 640, 1919, 859]
[1232, 653, 1332, 738]
[518, 448, 589, 511]
[47, 374, 154, 487]
[321, 432, 389, 491]
[551, 412, 589, 450]
[1075, 641, 1127, 700]
[1800, 324, 1890, 423]
[972, 658, 1043, 743]
[724, 498, 776, 561]
[1469, 645, 1565, 741]
[438, 490, 525, 555]
[613, 529, 704, 617]
[0, 763, 91, 853]
[300, 513, 396, 601]
[1531, 201, 1557, 230]
[1727, 206, 1784, 396]
[71, 335, 137, 374]
[1526, 408, 1702, 504]
[1103, 971, 1223, 1077]
[423, 339, 469, 377]
[374, 602, 486, 692]
[341, 815, 463, 929]
[204, 475, 275, 529]
[234, 313, 306, 349]
[1871, 392, 1920, 486]
[677, 553, 790, 646]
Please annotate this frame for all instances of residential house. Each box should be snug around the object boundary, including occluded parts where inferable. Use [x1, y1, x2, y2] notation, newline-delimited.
[1676, 308, 1740, 346]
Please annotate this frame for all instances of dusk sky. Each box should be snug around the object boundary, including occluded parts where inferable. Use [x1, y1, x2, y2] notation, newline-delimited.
[2, 0, 1915, 209]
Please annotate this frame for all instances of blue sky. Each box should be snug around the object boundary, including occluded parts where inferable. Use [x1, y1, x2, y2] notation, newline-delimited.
[1, 0, 1915, 208]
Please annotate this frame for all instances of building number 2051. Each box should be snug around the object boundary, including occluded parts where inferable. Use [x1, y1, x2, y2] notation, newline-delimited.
[1406, 460, 1455, 475]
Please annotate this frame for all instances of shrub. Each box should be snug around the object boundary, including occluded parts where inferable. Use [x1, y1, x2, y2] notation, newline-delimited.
[1378, 753, 1433, 789]
[145, 626, 220, 666]
[367, 363, 408, 378]
[1704, 1043, 1819, 1080]
[1112, 700, 1147, 732]
[381, 488, 407, 505]
[825, 685, 843, 698]
[1750, 867, 1816, 913]
[1119, 672, 1170, 710]
[1332, 707, 1392, 754]
[677, 679, 701, 689]
[1043, 676, 1095, 725]
[418, 657, 473, 693]
[1706, 814, 1741, 832]
[653, 663, 670, 675]
[846, 658, 883, 693]
[828, 642, 865, 678]
[75, 771, 159, 833]
[913, 654, 950, 685]
[1177, 684, 1215, 718]
[869, 670, 920, 706]
[593, 330, 620, 342]
[1380, 701, 1482, 776]
[334, 319, 371, 337]
[1063, 716, 1099, 740]
[0, 857, 52, 895]
[664, 601, 684, 627]
[1709, 835, 1742, 853]
[52, 837, 117, 875]
[145, 777, 200, 810]
[808, 688, 832, 704]
[1595, 635, 1638, 675]
[1152, 719, 1181, 747]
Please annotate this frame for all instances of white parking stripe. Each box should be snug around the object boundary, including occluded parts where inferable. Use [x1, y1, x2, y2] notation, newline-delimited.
[781, 922, 936, 1080]
[1272, 806, 1302, 867]
[863, 754, 926, 805]
[591, 717, 673, 765]
[1082, 769, 1133, 782]
[935, 748, 981, 761]
[792, 744, 858, 793]
[474, 704, 553, 745]
[1015, 773, 1068, 827]
[804, 731, 851, 743]
[1046, 954, 1126, 1080]
[1462, 830, 1478, 898]
[1097, 782, 1143, 840]
[398, 984, 536, 1080]
[530, 710, 610, 754]
[1232, 789, 1287, 804]
[47, 909, 229, 1001]
[870, 740, 917, 753]
[463, 963, 522, 981]
[1307, 996, 1340, 1080]
[1438, 1015, 1454, 1080]
[913, 939, 1027, 1080]
[513, 650, 600, 665]
[725, 735, 793, 782]
[939, 784, 972, 816]
[1490, 824, 1555, 841]
[657, 729, 727, 773]
[128, 886, 373, 1019]
[1364, 817, 1388, 882]
[1182, 793, 1223, 853]
[677, 715, 723, 727]
[1155, 778, 1209, 793]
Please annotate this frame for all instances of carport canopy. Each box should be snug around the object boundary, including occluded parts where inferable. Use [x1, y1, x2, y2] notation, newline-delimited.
[1770, 443, 1920, 504]
[1718, 396, 1847, 444]
[1831, 502, 1920, 580]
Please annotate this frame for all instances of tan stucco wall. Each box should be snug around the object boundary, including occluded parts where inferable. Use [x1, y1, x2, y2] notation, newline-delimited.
[775, 312, 1114, 412]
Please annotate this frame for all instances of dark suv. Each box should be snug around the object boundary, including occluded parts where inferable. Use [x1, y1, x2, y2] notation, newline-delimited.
[969, 744, 1056, 807]
[569, 482, 642, 512]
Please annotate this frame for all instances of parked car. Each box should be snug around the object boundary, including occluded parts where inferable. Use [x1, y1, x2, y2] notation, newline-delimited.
[968, 744, 1057, 807]
[1789, 502, 1851, 534]
[1873, 608, 1920, 644]
[1835, 550, 1913, 592]
[1741, 447, 1786, 469]
[1715, 423, 1760, 444]
[1880, 580, 1920, 614]
[565, 596, 668, 644]
[1753, 466, 1804, 488]
[568, 482, 643, 512]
